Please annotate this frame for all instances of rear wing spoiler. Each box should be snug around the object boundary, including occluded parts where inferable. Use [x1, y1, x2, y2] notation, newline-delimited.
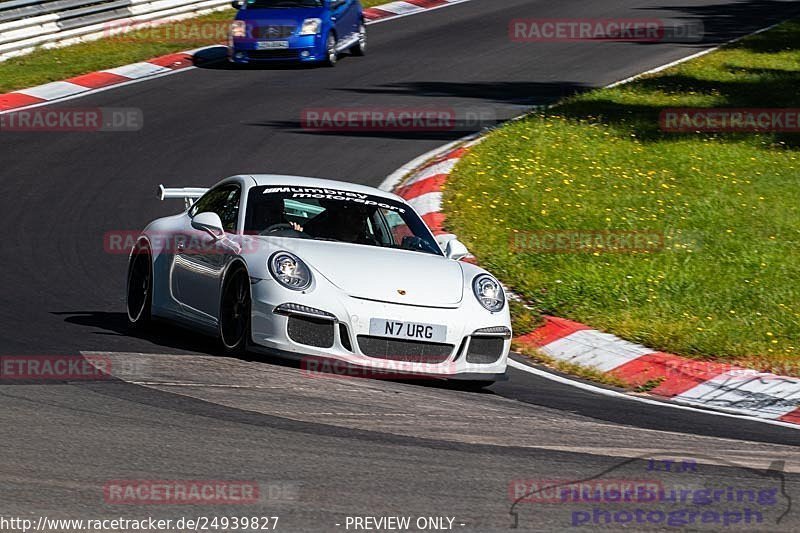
[158, 185, 208, 209]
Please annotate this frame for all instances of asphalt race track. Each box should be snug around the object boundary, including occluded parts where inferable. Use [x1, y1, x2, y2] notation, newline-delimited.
[3, 0, 800, 530]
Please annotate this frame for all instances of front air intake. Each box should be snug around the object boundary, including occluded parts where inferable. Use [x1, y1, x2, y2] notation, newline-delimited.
[287, 316, 335, 348]
[357, 336, 453, 364]
[465, 336, 505, 364]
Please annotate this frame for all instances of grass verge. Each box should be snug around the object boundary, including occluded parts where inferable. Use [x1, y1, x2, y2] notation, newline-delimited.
[445, 20, 800, 374]
[0, 0, 386, 93]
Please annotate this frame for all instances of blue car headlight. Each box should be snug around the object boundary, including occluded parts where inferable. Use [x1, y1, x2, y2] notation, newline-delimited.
[269, 251, 313, 291]
[473, 274, 505, 312]
[299, 18, 322, 35]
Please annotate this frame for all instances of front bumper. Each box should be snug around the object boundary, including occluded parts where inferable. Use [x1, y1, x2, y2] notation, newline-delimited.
[249, 278, 511, 381]
[230, 35, 324, 63]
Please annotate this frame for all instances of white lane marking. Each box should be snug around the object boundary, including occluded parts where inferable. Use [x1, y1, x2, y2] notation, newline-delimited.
[542, 330, 653, 372]
[508, 359, 800, 430]
[16, 81, 89, 100]
[103, 62, 172, 79]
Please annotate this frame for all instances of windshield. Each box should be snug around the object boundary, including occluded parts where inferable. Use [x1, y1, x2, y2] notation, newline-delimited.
[244, 185, 443, 256]
[244, 0, 322, 8]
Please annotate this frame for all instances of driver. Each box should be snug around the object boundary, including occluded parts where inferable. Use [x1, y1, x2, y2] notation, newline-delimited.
[256, 196, 305, 234]
[325, 205, 367, 243]
[302, 202, 373, 244]
[254, 196, 287, 233]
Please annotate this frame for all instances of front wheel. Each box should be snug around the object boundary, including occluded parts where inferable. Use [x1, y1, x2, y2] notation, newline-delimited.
[126, 242, 152, 329]
[323, 32, 338, 67]
[219, 266, 252, 355]
[351, 23, 366, 56]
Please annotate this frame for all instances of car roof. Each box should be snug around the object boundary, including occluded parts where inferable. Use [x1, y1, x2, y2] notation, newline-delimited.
[239, 174, 405, 203]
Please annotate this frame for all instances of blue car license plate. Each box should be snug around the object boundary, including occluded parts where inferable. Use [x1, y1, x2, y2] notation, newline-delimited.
[256, 41, 289, 50]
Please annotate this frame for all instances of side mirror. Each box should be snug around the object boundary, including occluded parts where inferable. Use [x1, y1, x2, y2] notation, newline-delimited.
[192, 212, 225, 240]
[231, 0, 243, 9]
[445, 239, 469, 260]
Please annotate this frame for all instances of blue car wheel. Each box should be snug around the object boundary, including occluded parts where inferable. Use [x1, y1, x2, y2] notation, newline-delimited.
[351, 22, 366, 56]
[324, 32, 337, 67]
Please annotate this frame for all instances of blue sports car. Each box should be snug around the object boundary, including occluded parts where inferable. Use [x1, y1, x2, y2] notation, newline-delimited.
[229, 0, 366, 66]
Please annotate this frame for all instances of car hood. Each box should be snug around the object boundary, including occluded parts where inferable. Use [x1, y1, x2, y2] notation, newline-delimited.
[272, 239, 464, 307]
[237, 7, 324, 23]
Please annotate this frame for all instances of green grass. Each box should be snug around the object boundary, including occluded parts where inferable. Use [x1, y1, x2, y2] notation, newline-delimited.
[444, 20, 800, 373]
[509, 299, 543, 337]
[0, 0, 386, 93]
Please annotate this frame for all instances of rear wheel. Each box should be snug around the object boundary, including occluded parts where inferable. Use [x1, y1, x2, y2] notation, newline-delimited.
[323, 32, 338, 67]
[219, 266, 252, 355]
[351, 23, 366, 56]
[126, 242, 152, 328]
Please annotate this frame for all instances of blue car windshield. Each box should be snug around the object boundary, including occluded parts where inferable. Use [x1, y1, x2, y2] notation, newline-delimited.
[244, 186, 443, 256]
[245, 0, 322, 8]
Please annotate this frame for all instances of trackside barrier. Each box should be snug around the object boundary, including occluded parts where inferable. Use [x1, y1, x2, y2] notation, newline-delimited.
[0, 0, 231, 61]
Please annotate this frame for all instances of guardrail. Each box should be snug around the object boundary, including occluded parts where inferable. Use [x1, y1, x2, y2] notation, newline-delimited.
[0, 0, 231, 61]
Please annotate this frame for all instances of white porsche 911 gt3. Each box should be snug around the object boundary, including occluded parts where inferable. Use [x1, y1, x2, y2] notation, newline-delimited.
[126, 175, 510, 384]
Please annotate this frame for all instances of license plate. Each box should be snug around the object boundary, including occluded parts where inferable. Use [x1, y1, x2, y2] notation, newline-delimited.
[369, 319, 447, 343]
[256, 41, 289, 49]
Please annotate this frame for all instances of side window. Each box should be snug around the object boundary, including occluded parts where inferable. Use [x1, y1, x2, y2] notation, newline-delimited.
[190, 185, 241, 233]
[382, 209, 413, 244]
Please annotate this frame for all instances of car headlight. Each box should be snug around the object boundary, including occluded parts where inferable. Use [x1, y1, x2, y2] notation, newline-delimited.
[299, 18, 321, 35]
[230, 20, 247, 38]
[473, 274, 505, 312]
[269, 252, 312, 291]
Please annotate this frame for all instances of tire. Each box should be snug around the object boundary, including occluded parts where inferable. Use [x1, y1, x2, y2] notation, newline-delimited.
[219, 265, 252, 355]
[126, 241, 152, 329]
[351, 22, 366, 56]
[323, 32, 338, 67]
